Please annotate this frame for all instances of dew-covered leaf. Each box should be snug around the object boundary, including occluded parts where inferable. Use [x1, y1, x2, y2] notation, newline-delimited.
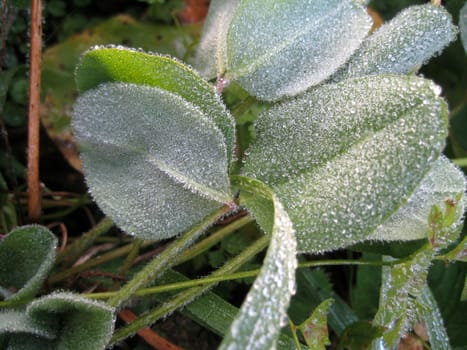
[368, 156, 466, 242]
[371, 248, 432, 349]
[193, 0, 240, 79]
[225, 0, 372, 101]
[0, 225, 57, 301]
[438, 236, 467, 262]
[243, 75, 447, 252]
[76, 47, 236, 163]
[219, 176, 297, 350]
[0, 311, 55, 340]
[460, 3, 467, 53]
[297, 298, 333, 350]
[416, 285, 452, 350]
[332, 4, 457, 82]
[73, 82, 232, 240]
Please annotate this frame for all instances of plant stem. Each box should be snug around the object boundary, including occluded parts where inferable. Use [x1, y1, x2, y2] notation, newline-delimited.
[453, 158, 467, 168]
[27, 0, 43, 222]
[118, 239, 144, 276]
[107, 205, 232, 309]
[109, 233, 270, 345]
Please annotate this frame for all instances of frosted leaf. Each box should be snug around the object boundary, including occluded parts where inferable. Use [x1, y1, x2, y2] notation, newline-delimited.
[73, 83, 232, 240]
[193, 0, 240, 79]
[0, 225, 57, 302]
[76, 47, 236, 164]
[461, 3, 467, 53]
[298, 299, 333, 349]
[369, 156, 466, 242]
[0, 311, 55, 339]
[225, 0, 371, 101]
[371, 251, 433, 349]
[220, 176, 297, 350]
[332, 4, 457, 82]
[242, 75, 447, 253]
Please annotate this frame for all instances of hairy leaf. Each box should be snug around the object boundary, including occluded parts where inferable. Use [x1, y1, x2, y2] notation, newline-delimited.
[193, 0, 240, 79]
[0, 225, 57, 301]
[76, 47, 236, 163]
[225, 0, 371, 101]
[368, 156, 466, 242]
[73, 82, 231, 240]
[243, 75, 447, 252]
[219, 176, 297, 350]
[0, 311, 55, 340]
[332, 4, 457, 81]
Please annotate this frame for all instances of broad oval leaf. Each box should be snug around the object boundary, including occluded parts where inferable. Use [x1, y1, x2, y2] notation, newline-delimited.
[242, 75, 447, 252]
[332, 4, 457, 82]
[368, 156, 466, 242]
[225, 0, 372, 101]
[0, 225, 57, 301]
[219, 176, 297, 350]
[193, 0, 240, 79]
[76, 46, 236, 164]
[73, 82, 232, 240]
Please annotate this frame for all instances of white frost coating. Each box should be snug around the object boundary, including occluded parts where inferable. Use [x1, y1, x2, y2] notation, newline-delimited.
[226, 0, 371, 101]
[193, 0, 240, 79]
[332, 4, 457, 81]
[242, 75, 447, 253]
[220, 177, 297, 350]
[369, 156, 466, 241]
[73, 83, 231, 240]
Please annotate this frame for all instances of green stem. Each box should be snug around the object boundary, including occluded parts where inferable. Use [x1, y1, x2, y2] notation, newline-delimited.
[56, 217, 114, 265]
[109, 234, 270, 345]
[288, 319, 302, 350]
[118, 239, 144, 276]
[107, 205, 232, 308]
[453, 158, 467, 168]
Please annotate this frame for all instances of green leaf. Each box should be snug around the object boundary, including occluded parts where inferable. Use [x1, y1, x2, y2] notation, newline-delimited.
[460, 3, 467, 53]
[297, 298, 333, 350]
[193, 0, 240, 79]
[0, 311, 55, 340]
[417, 285, 452, 350]
[332, 4, 457, 81]
[219, 176, 297, 350]
[243, 75, 447, 252]
[339, 321, 386, 350]
[225, 0, 371, 101]
[372, 248, 432, 348]
[367, 156, 466, 243]
[73, 82, 232, 240]
[0, 225, 57, 301]
[75, 47, 236, 164]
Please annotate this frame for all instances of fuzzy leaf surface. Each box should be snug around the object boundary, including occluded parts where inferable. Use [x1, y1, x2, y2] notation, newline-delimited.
[225, 0, 371, 101]
[368, 156, 466, 242]
[218, 176, 297, 350]
[243, 75, 447, 252]
[76, 47, 236, 163]
[193, 0, 240, 79]
[332, 4, 457, 81]
[0, 225, 57, 301]
[73, 82, 231, 240]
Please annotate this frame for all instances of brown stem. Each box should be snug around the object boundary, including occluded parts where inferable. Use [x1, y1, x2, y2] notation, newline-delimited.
[27, 0, 43, 222]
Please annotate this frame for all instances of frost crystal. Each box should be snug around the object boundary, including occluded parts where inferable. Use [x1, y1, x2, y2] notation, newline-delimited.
[332, 4, 457, 81]
[243, 75, 447, 252]
[226, 0, 371, 101]
[73, 83, 231, 240]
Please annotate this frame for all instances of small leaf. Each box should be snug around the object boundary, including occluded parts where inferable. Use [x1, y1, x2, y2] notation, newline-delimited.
[437, 236, 467, 262]
[243, 75, 447, 252]
[219, 176, 297, 350]
[332, 4, 457, 81]
[193, 0, 240, 79]
[372, 248, 433, 348]
[460, 3, 467, 53]
[0, 225, 57, 301]
[76, 46, 236, 164]
[73, 82, 232, 240]
[367, 156, 466, 243]
[225, 0, 372, 101]
[297, 298, 333, 350]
